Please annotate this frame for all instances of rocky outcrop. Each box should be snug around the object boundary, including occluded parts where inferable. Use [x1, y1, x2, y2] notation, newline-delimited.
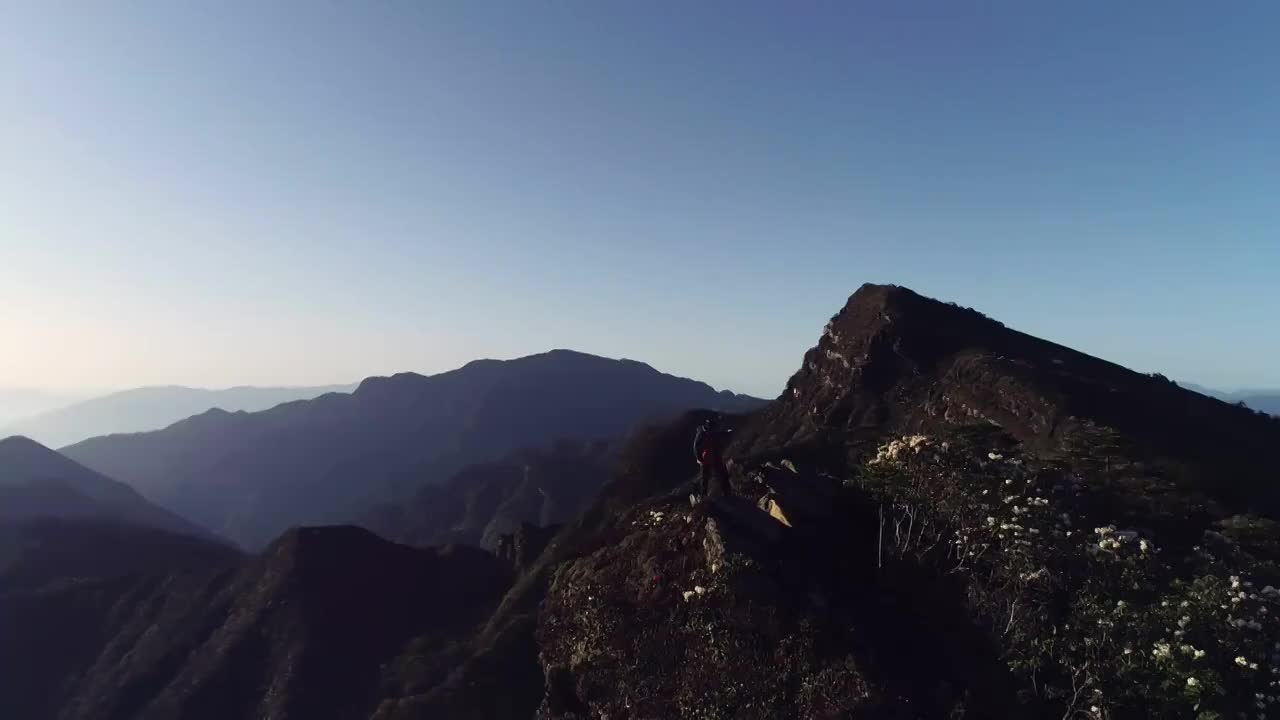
[534, 455, 1020, 718]
[537, 486, 869, 719]
[741, 284, 1280, 515]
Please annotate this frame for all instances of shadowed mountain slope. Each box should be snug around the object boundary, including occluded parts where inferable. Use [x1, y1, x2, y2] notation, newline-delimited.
[64, 350, 762, 549]
[3, 384, 355, 449]
[0, 517, 242, 594]
[0, 526, 510, 720]
[0, 436, 216, 541]
[738, 283, 1280, 514]
[361, 440, 613, 550]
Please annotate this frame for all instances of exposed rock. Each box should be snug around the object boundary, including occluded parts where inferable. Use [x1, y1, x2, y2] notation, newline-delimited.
[536, 493, 880, 719]
[738, 283, 1280, 516]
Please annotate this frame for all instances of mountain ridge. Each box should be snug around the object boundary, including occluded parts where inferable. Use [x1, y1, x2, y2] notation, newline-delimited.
[10, 285, 1280, 719]
[0, 436, 219, 541]
[64, 350, 764, 548]
[2, 383, 356, 449]
[0, 516, 243, 593]
[522, 284, 1280, 718]
[740, 283, 1280, 511]
[361, 440, 614, 550]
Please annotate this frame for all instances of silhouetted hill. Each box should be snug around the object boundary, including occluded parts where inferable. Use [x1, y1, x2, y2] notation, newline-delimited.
[0, 525, 510, 720]
[0, 436, 216, 540]
[64, 350, 764, 548]
[0, 517, 243, 593]
[2, 384, 355, 449]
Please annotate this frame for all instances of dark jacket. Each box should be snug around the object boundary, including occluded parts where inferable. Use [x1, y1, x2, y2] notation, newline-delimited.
[693, 425, 728, 464]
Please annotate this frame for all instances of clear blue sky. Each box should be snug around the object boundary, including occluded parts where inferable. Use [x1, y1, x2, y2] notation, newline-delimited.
[2, 2, 1277, 398]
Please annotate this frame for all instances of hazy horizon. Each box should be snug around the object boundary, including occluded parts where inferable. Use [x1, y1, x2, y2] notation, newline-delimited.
[2, 350, 1275, 404]
[4, 2, 1278, 399]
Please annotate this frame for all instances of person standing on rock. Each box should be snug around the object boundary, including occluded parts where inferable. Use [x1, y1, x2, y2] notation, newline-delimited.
[693, 415, 732, 499]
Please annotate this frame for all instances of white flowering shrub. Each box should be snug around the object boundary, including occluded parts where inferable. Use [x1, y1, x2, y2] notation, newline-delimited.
[857, 425, 1280, 719]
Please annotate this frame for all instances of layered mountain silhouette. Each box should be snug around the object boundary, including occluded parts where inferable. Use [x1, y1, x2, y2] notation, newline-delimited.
[3, 384, 355, 449]
[8, 285, 1280, 719]
[0, 436, 215, 540]
[0, 517, 242, 594]
[0, 526, 507, 720]
[361, 439, 613, 550]
[64, 350, 763, 549]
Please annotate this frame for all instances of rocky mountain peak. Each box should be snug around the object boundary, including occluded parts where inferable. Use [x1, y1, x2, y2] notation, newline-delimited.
[747, 285, 1280, 517]
[773, 283, 1021, 435]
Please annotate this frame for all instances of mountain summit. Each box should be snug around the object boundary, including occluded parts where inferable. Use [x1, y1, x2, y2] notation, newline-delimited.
[64, 350, 763, 548]
[522, 286, 1280, 718]
[746, 283, 1280, 512]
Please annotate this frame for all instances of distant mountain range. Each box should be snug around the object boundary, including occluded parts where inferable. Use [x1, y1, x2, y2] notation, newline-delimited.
[0, 436, 214, 541]
[0, 388, 86, 427]
[5, 286, 1280, 718]
[64, 350, 765, 548]
[2, 384, 356, 449]
[1239, 393, 1280, 415]
[1179, 382, 1280, 416]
